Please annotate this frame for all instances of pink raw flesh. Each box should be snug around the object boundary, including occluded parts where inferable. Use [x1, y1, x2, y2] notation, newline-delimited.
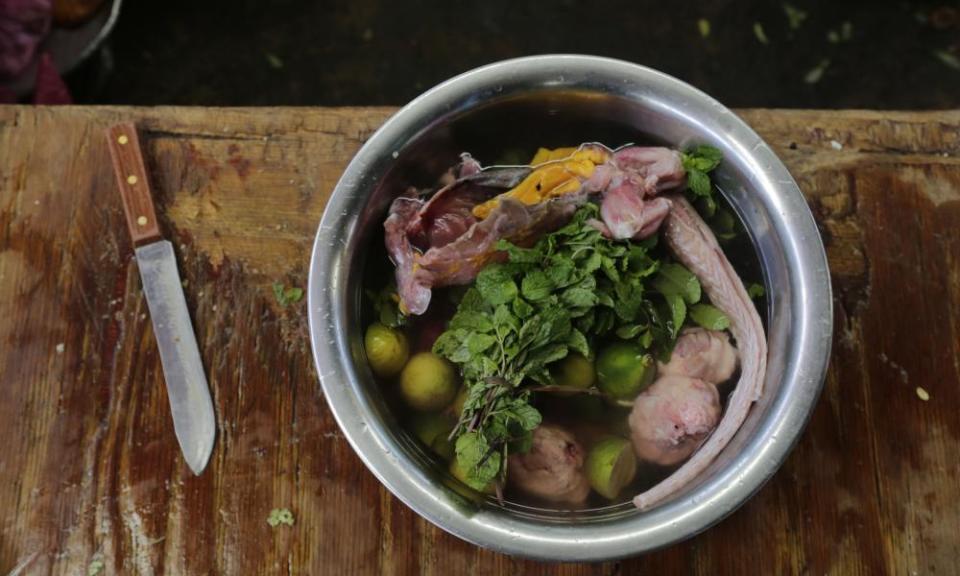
[612, 146, 687, 192]
[629, 376, 722, 467]
[384, 191, 431, 315]
[632, 198, 767, 510]
[658, 327, 739, 385]
[406, 180, 496, 250]
[599, 185, 672, 240]
[508, 424, 591, 505]
[415, 195, 585, 287]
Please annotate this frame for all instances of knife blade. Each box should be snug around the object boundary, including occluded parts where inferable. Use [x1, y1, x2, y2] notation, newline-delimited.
[106, 122, 216, 475]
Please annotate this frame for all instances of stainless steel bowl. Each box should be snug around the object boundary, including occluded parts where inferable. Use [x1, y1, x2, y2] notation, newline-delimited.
[308, 55, 832, 560]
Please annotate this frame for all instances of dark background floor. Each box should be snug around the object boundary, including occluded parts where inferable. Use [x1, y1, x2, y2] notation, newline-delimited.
[69, 0, 960, 108]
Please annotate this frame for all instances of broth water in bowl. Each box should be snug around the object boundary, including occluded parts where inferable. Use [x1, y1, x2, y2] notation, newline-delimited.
[362, 143, 766, 512]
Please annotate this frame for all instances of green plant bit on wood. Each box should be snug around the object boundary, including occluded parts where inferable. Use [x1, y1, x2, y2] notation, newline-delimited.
[698, 18, 711, 38]
[804, 59, 831, 84]
[87, 559, 105, 576]
[753, 22, 769, 44]
[782, 3, 807, 30]
[267, 508, 295, 527]
[273, 283, 304, 307]
[934, 51, 960, 71]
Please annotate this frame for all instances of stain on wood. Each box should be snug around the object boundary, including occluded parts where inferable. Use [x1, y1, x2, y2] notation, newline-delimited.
[0, 106, 957, 574]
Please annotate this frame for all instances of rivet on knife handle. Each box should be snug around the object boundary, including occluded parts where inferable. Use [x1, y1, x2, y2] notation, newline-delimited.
[106, 122, 162, 246]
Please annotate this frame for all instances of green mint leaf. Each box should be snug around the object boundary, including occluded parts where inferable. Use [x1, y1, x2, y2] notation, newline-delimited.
[561, 287, 598, 309]
[545, 260, 576, 288]
[476, 264, 518, 305]
[432, 329, 464, 357]
[526, 343, 568, 371]
[513, 297, 535, 319]
[599, 255, 620, 283]
[638, 329, 654, 349]
[493, 304, 520, 336]
[683, 147, 722, 172]
[689, 303, 731, 330]
[455, 432, 501, 487]
[748, 283, 766, 299]
[448, 344, 474, 364]
[521, 270, 555, 301]
[613, 285, 643, 323]
[686, 169, 712, 197]
[497, 239, 543, 264]
[596, 289, 615, 308]
[582, 251, 603, 273]
[511, 403, 542, 431]
[465, 333, 498, 355]
[576, 309, 596, 334]
[450, 310, 494, 333]
[616, 324, 645, 339]
[595, 308, 616, 335]
[566, 328, 590, 358]
[660, 292, 687, 339]
[653, 263, 702, 305]
[455, 431, 486, 469]
[458, 287, 487, 311]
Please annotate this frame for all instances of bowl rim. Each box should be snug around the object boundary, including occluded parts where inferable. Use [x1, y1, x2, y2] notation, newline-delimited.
[308, 54, 833, 560]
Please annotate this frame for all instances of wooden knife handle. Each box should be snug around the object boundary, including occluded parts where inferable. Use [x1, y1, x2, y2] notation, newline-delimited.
[105, 122, 162, 246]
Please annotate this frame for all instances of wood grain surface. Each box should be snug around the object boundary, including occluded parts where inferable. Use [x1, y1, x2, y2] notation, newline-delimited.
[0, 106, 958, 575]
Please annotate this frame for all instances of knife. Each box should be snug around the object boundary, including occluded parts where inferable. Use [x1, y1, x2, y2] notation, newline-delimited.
[106, 122, 216, 475]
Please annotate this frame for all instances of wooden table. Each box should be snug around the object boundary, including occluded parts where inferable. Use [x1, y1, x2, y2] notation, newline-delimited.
[1, 106, 958, 575]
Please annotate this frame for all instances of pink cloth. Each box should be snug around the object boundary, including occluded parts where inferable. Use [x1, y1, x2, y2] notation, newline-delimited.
[0, 0, 73, 104]
[33, 52, 71, 103]
[0, 0, 52, 79]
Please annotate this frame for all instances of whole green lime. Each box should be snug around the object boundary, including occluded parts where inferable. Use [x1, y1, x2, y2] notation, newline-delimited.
[400, 352, 458, 411]
[585, 436, 637, 500]
[449, 386, 469, 418]
[596, 342, 655, 400]
[551, 353, 596, 389]
[410, 412, 456, 459]
[364, 323, 409, 377]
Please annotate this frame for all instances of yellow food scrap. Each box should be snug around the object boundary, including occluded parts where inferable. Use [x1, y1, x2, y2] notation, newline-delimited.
[530, 146, 576, 165]
[473, 147, 610, 220]
[916, 387, 930, 401]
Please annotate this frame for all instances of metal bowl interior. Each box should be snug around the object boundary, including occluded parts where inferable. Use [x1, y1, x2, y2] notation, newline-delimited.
[308, 55, 832, 560]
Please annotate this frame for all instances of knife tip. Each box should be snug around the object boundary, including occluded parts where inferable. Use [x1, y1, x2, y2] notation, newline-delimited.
[185, 432, 216, 475]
